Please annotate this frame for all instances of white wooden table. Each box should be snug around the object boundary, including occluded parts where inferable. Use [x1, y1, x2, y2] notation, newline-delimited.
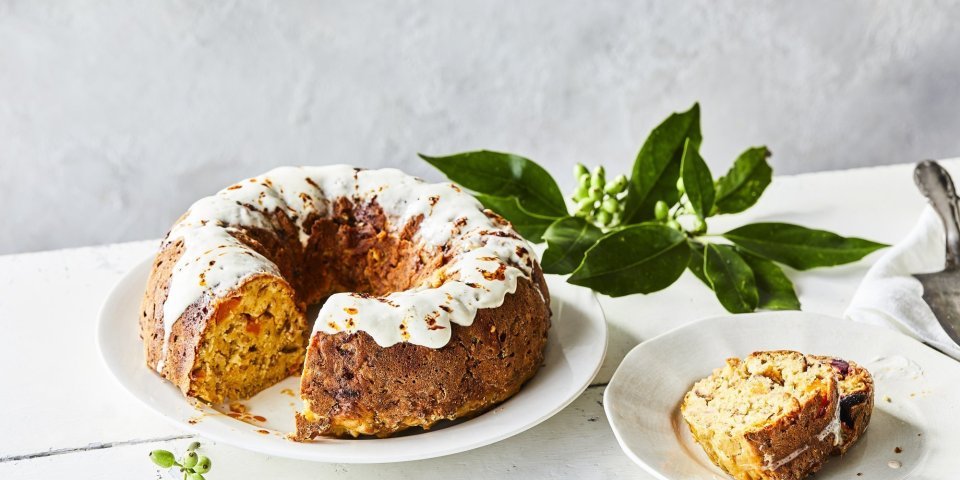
[0, 160, 950, 479]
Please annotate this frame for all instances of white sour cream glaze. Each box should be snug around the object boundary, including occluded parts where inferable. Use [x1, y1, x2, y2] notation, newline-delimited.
[817, 397, 843, 446]
[763, 445, 809, 471]
[155, 165, 537, 372]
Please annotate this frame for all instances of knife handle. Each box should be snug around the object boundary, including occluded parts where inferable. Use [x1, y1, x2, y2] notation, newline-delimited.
[914, 160, 960, 269]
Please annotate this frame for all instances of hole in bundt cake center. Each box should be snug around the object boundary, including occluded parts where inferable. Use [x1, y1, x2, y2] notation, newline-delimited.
[238, 198, 444, 303]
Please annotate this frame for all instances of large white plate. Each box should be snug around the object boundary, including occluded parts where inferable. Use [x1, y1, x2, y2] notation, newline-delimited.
[604, 311, 960, 479]
[98, 257, 606, 463]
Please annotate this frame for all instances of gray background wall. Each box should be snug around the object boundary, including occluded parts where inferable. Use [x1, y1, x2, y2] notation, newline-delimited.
[2, 0, 959, 254]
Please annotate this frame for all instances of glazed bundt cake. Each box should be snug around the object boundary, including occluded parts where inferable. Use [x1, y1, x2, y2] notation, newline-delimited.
[680, 351, 845, 480]
[139, 165, 551, 438]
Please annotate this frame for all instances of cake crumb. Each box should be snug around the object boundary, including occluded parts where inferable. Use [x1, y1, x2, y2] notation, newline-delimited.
[883, 395, 892, 403]
[888, 460, 902, 469]
[894, 447, 902, 454]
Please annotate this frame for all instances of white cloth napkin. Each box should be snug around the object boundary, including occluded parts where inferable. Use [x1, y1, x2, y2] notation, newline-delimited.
[846, 206, 960, 360]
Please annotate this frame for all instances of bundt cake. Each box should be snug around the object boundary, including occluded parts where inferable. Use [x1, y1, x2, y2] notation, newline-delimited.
[680, 351, 847, 480]
[139, 165, 551, 438]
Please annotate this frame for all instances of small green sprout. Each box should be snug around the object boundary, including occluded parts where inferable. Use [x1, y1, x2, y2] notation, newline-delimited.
[149, 441, 212, 480]
[149, 450, 175, 469]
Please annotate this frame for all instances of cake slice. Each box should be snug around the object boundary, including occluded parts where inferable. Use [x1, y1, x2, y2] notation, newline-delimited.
[813, 356, 874, 455]
[680, 351, 842, 480]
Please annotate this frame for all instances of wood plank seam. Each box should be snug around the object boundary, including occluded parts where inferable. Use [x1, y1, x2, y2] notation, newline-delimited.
[0, 434, 195, 463]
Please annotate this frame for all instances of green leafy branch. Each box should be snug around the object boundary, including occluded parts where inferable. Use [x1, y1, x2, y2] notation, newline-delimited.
[420, 103, 888, 313]
[149, 441, 212, 480]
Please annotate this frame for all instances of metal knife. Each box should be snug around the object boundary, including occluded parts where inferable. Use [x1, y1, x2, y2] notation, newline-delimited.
[913, 160, 960, 347]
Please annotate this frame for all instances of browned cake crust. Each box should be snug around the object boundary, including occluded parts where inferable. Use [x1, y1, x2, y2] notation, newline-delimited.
[140, 193, 551, 438]
[294, 270, 550, 439]
[814, 356, 875, 455]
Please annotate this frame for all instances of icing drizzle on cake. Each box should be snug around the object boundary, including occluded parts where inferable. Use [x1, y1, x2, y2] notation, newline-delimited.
[155, 166, 537, 372]
[817, 397, 843, 446]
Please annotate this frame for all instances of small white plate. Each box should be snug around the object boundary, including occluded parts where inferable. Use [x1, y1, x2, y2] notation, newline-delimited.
[604, 311, 960, 479]
[98, 257, 606, 463]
